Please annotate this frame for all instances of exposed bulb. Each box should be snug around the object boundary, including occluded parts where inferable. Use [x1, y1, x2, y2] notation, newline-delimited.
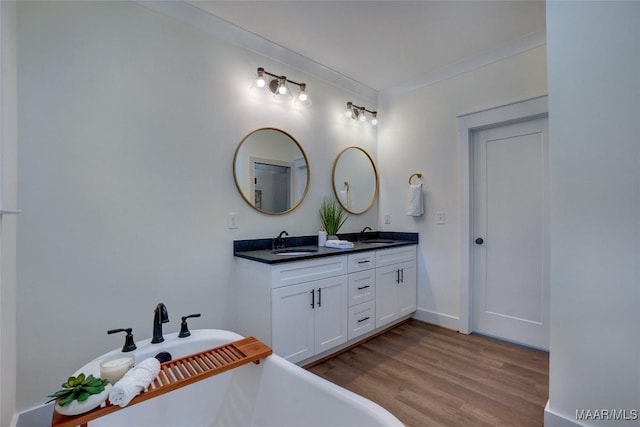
[359, 108, 367, 122]
[295, 85, 312, 107]
[277, 78, 287, 95]
[371, 114, 378, 126]
[255, 67, 266, 88]
[345, 102, 354, 118]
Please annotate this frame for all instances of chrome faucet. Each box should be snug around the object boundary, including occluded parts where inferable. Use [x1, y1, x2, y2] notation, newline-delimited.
[151, 303, 169, 344]
[274, 230, 289, 250]
[359, 226, 372, 241]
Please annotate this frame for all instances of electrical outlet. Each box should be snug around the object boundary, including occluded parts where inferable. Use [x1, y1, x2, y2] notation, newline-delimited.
[436, 211, 446, 225]
[228, 212, 239, 229]
[384, 213, 391, 224]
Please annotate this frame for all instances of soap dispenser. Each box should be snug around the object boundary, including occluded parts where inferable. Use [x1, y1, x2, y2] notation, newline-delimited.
[318, 229, 327, 247]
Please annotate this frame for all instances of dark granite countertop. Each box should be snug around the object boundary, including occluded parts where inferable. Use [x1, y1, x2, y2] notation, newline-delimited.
[234, 232, 418, 264]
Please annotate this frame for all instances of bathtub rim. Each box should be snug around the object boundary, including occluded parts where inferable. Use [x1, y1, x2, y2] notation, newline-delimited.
[59, 328, 405, 427]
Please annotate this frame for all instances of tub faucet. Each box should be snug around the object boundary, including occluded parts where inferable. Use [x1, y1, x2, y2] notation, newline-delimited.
[151, 303, 169, 344]
[274, 230, 289, 249]
[359, 226, 372, 241]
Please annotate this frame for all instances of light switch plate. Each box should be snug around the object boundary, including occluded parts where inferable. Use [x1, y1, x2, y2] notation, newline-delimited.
[228, 212, 239, 229]
[436, 211, 445, 225]
[384, 213, 391, 224]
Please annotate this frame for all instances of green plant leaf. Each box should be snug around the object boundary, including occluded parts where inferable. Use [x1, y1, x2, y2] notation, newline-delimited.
[76, 390, 90, 402]
[45, 389, 72, 404]
[57, 392, 76, 407]
[47, 371, 107, 406]
[319, 197, 348, 236]
[82, 385, 105, 395]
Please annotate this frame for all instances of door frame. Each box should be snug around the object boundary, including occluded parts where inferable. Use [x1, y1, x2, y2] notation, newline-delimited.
[456, 95, 548, 334]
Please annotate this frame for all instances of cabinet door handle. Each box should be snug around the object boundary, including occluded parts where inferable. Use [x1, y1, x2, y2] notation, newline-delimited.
[310, 289, 315, 309]
[357, 260, 370, 264]
[400, 268, 404, 283]
[395, 269, 400, 284]
[357, 285, 370, 290]
[357, 316, 370, 323]
[317, 287, 322, 307]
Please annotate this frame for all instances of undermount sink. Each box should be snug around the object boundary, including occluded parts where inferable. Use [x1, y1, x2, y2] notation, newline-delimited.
[360, 239, 397, 244]
[272, 248, 318, 256]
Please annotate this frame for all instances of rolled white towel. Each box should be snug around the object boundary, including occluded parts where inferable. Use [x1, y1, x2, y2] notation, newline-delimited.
[325, 240, 354, 249]
[108, 357, 160, 407]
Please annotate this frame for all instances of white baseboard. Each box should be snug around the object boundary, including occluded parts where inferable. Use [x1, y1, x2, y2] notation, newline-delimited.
[413, 308, 461, 331]
[545, 401, 582, 427]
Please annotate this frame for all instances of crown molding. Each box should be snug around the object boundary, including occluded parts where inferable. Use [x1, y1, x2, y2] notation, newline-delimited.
[135, 1, 544, 105]
[135, 1, 378, 104]
[380, 29, 546, 100]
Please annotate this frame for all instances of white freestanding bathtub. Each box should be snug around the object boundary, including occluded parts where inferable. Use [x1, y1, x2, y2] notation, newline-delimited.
[70, 329, 404, 427]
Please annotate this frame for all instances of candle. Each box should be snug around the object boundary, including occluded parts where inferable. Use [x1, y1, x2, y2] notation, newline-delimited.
[100, 355, 134, 384]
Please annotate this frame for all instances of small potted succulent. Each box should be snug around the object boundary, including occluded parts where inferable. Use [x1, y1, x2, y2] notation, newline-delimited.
[319, 197, 348, 239]
[47, 373, 111, 416]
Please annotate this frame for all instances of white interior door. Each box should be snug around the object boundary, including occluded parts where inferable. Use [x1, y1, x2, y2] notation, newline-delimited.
[472, 116, 549, 350]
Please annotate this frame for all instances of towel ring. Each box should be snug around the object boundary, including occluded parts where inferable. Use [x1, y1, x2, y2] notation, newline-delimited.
[408, 173, 423, 185]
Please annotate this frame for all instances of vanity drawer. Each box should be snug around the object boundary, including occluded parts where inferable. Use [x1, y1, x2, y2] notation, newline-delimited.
[271, 256, 348, 288]
[376, 245, 416, 267]
[348, 270, 375, 306]
[347, 251, 376, 273]
[348, 300, 376, 340]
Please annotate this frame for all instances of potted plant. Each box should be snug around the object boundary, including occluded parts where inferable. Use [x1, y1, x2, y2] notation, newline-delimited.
[47, 373, 112, 416]
[319, 197, 348, 239]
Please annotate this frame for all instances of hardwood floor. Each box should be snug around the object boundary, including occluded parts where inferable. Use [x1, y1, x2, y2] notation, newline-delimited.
[307, 319, 549, 427]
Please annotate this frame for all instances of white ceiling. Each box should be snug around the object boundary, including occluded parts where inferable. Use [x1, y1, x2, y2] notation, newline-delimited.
[186, 1, 546, 92]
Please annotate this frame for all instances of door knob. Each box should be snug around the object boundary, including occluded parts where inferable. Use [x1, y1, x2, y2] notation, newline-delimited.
[475, 238, 484, 245]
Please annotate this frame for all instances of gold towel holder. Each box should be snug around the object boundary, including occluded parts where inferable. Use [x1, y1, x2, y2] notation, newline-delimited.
[408, 173, 423, 185]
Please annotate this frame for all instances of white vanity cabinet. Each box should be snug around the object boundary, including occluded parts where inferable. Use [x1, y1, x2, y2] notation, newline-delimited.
[375, 246, 417, 328]
[272, 274, 348, 363]
[236, 255, 349, 364]
[235, 243, 417, 365]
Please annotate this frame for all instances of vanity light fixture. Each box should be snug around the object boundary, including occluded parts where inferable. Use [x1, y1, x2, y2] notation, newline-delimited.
[254, 67, 311, 106]
[345, 102, 378, 126]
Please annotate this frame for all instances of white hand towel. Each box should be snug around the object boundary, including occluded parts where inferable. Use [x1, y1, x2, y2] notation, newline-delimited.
[108, 357, 160, 407]
[406, 184, 424, 216]
[325, 240, 354, 249]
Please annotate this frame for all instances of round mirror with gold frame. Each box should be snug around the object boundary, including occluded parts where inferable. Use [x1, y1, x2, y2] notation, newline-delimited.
[332, 146, 378, 214]
[233, 128, 310, 215]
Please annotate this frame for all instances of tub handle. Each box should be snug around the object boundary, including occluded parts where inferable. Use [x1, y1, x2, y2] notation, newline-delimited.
[310, 289, 315, 309]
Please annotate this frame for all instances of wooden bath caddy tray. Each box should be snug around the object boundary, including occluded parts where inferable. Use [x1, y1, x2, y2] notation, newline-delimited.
[51, 336, 272, 427]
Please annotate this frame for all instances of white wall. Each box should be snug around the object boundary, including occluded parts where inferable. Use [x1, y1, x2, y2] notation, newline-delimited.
[1, 2, 18, 426]
[377, 46, 547, 329]
[16, 1, 377, 412]
[546, 2, 640, 426]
